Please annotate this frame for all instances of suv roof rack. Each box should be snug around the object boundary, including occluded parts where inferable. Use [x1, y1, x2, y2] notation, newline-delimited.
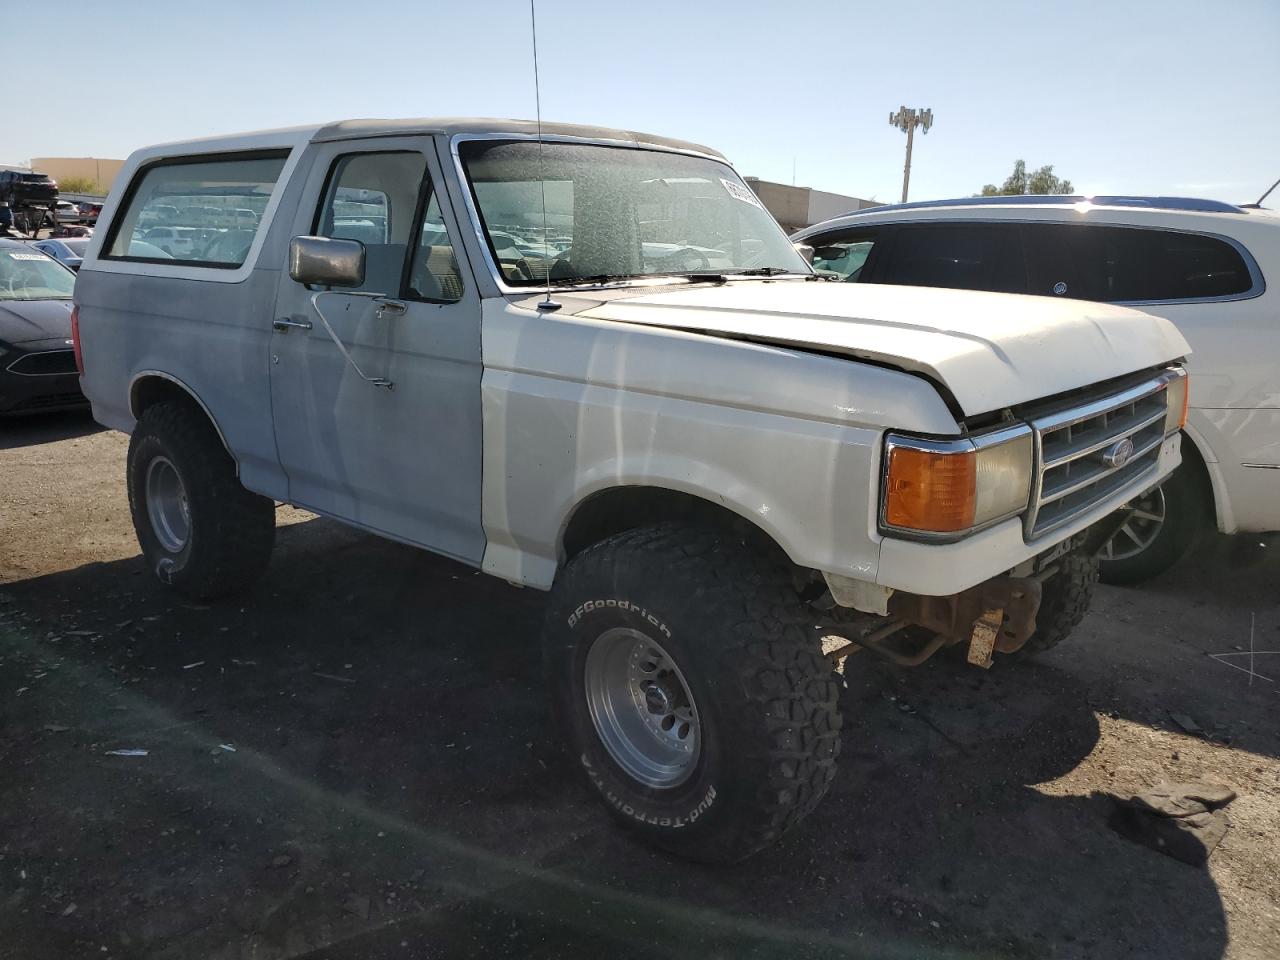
[839, 195, 1245, 217]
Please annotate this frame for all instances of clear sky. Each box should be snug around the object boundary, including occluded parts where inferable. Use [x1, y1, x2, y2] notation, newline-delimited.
[9, 0, 1278, 205]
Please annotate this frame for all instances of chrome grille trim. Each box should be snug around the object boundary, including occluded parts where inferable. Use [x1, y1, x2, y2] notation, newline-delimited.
[1025, 371, 1182, 541]
[1039, 431, 1166, 506]
[1041, 407, 1167, 470]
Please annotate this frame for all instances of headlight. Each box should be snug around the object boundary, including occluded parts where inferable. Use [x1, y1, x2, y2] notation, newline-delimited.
[882, 425, 1033, 538]
[1164, 369, 1189, 435]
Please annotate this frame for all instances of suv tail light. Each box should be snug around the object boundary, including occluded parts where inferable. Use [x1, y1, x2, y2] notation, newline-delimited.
[70, 305, 85, 376]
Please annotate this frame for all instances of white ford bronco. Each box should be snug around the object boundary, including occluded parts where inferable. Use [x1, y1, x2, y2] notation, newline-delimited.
[73, 118, 1190, 862]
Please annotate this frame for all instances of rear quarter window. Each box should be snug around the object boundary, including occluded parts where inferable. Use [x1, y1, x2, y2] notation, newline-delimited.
[1025, 224, 1258, 303]
[102, 150, 289, 268]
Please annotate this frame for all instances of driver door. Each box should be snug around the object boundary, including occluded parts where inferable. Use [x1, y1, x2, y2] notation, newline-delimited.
[268, 137, 484, 564]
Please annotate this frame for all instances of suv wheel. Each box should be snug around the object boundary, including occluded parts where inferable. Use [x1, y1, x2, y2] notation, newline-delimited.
[1099, 463, 1206, 585]
[544, 524, 841, 863]
[127, 401, 275, 598]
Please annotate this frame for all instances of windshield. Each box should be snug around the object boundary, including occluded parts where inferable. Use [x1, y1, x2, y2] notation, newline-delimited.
[0, 248, 75, 300]
[459, 140, 809, 286]
[61, 239, 90, 256]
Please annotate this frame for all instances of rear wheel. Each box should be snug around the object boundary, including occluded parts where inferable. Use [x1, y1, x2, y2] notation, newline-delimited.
[127, 401, 275, 598]
[544, 524, 841, 863]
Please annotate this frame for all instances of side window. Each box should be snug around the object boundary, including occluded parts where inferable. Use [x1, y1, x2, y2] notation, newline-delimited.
[1025, 224, 1255, 302]
[880, 223, 1027, 294]
[407, 191, 464, 303]
[315, 151, 427, 295]
[104, 151, 288, 266]
[809, 230, 881, 281]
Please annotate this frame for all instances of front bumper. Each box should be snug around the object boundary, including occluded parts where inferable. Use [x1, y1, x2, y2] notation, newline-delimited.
[0, 340, 85, 415]
[873, 433, 1181, 596]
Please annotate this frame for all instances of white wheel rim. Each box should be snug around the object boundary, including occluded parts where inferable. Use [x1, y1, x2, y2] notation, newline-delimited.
[145, 456, 191, 553]
[583, 627, 700, 789]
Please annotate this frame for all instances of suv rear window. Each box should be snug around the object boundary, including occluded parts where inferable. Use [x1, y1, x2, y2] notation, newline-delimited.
[103, 150, 289, 268]
[1025, 224, 1256, 302]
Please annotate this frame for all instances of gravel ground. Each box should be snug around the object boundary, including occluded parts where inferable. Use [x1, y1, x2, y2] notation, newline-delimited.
[1, 411, 1277, 960]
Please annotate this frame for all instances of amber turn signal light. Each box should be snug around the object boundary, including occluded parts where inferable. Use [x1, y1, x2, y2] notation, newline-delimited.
[884, 446, 977, 533]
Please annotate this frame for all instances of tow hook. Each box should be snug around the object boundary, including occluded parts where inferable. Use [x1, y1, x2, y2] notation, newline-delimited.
[966, 608, 1004, 669]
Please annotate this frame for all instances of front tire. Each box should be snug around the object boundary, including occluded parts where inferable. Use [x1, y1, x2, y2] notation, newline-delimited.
[1019, 545, 1099, 655]
[127, 401, 275, 599]
[544, 524, 841, 863]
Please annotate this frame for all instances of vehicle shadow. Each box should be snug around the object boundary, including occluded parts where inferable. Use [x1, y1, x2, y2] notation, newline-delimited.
[0, 408, 99, 450]
[0, 518, 1233, 959]
[1054, 529, 1280, 763]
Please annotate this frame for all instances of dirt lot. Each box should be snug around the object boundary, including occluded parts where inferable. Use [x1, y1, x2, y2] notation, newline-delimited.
[1, 412, 1277, 959]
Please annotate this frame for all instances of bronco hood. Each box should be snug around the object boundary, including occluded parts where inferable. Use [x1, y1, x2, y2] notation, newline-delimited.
[577, 282, 1189, 415]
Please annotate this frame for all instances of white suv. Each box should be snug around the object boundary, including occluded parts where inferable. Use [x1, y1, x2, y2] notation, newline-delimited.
[796, 196, 1278, 583]
[73, 121, 1188, 860]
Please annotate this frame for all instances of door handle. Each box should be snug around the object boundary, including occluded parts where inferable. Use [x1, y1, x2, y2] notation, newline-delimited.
[373, 298, 407, 319]
[273, 317, 313, 332]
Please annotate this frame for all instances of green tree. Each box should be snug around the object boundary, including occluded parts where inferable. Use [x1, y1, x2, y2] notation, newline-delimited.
[980, 159, 1074, 196]
[55, 175, 108, 195]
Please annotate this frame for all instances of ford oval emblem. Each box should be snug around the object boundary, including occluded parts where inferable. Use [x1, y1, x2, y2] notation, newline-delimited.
[1101, 437, 1135, 469]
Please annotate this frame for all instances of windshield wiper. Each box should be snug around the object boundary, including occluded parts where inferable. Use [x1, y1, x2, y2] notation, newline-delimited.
[543, 274, 640, 287]
[648, 272, 725, 284]
[729, 266, 796, 277]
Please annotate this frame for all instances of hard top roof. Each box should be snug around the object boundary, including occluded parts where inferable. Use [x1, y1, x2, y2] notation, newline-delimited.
[311, 117, 725, 158]
[133, 118, 725, 161]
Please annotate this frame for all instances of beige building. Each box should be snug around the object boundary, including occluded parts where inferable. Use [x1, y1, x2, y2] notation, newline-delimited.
[744, 177, 880, 234]
[30, 157, 125, 195]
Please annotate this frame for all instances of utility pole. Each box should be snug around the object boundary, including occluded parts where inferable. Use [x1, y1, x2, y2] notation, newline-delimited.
[889, 106, 934, 203]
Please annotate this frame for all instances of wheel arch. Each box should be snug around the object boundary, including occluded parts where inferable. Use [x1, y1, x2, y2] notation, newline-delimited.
[1179, 423, 1230, 533]
[559, 484, 798, 569]
[129, 371, 233, 458]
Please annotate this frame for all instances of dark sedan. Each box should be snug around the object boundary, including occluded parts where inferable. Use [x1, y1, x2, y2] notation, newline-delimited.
[0, 240, 84, 415]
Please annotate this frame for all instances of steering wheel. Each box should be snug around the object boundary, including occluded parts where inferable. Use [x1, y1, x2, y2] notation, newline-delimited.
[669, 249, 709, 273]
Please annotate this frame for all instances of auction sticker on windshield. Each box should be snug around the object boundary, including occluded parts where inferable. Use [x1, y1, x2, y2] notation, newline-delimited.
[720, 178, 763, 208]
[7, 252, 47, 261]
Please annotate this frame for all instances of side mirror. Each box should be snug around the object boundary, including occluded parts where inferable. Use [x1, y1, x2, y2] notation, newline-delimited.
[793, 241, 815, 265]
[289, 235, 365, 287]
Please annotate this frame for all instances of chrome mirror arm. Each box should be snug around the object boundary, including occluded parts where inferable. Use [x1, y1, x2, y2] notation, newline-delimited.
[308, 291, 394, 390]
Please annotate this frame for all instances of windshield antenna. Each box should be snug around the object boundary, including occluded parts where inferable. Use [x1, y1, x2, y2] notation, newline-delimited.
[530, 0, 560, 311]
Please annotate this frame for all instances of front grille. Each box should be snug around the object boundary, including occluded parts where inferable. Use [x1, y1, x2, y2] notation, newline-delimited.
[6, 350, 78, 376]
[1026, 375, 1174, 540]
